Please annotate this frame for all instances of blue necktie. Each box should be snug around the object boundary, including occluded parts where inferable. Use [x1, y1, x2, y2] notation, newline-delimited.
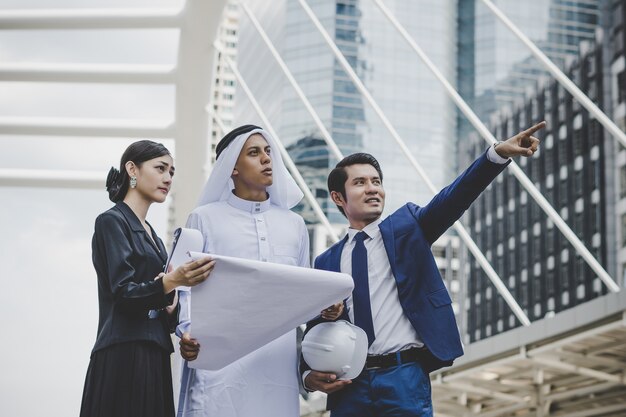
[352, 231, 375, 346]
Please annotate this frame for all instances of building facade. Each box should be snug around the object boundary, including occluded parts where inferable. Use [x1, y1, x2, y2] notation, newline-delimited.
[458, 0, 601, 124]
[461, 27, 622, 342]
[210, 0, 241, 162]
[230, 1, 623, 345]
[232, 2, 463, 320]
[235, 0, 458, 217]
[610, 0, 626, 288]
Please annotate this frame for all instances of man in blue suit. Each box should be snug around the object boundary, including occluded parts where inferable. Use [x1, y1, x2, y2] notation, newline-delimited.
[301, 121, 545, 416]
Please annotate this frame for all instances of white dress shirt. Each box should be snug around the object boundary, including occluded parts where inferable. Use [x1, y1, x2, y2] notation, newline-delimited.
[177, 192, 309, 417]
[342, 219, 424, 355]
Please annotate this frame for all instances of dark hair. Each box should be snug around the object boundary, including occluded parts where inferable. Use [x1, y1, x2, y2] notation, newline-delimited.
[216, 124, 262, 160]
[327, 153, 383, 217]
[106, 140, 171, 203]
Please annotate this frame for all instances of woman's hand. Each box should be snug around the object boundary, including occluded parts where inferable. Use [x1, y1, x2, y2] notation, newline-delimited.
[160, 266, 178, 313]
[321, 302, 344, 320]
[165, 288, 179, 315]
[162, 256, 215, 293]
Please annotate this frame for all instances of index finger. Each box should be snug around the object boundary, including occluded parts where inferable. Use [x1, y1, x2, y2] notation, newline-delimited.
[522, 121, 546, 136]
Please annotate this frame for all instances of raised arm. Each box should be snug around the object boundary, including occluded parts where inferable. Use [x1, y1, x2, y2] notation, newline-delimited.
[415, 121, 544, 243]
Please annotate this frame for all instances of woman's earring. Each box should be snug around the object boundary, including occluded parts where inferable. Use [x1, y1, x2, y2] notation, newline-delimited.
[130, 176, 137, 189]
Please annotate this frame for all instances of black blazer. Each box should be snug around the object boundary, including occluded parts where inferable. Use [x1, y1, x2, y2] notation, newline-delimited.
[90, 202, 176, 355]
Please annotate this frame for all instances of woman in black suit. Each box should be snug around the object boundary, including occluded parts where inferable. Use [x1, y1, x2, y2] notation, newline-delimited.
[80, 140, 214, 417]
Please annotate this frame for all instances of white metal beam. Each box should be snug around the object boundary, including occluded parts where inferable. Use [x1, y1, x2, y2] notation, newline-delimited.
[370, 0, 619, 294]
[433, 308, 626, 415]
[436, 349, 528, 381]
[0, 63, 176, 84]
[0, 168, 104, 189]
[553, 348, 626, 369]
[0, 8, 182, 29]
[553, 403, 626, 417]
[239, 1, 343, 162]
[584, 338, 626, 355]
[437, 316, 625, 386]
[0, 116, 175, 138]
[527, 316, 626, 357]
[169, 0, 228, 228]
[445, 381, 527, 403]
[433, 401, 473, 416]
[545, 381, 618, 402]
[461, 376, 535, 395]
[297, 0, 530, 326]
[531, 356, 625, 384]
[475, 401, 532, 417]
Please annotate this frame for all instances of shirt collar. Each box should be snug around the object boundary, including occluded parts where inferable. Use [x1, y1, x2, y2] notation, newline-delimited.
[227, 191, 272, 213]
[347, 218, 383, 243]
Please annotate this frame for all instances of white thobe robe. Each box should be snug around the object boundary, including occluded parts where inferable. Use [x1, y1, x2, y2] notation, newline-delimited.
[177, 192, 310, 417]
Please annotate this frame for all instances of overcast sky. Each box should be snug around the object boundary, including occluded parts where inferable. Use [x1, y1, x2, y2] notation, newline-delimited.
[0, 1, 183, 416]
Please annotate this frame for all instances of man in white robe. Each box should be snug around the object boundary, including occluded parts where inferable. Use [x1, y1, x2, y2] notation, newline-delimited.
[176, 125, 340, 417]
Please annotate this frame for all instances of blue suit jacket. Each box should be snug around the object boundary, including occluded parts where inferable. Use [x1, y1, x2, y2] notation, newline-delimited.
[305, 149, 510, 377]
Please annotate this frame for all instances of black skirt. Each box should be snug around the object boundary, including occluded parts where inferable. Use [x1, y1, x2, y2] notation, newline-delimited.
[80, 341, 175, 417]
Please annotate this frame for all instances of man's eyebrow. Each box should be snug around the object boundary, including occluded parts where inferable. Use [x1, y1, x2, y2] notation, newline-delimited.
[352, 175, 380, 181]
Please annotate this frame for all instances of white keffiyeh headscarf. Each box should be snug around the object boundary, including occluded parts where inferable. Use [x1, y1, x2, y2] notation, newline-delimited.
[197, 127, 303, 209]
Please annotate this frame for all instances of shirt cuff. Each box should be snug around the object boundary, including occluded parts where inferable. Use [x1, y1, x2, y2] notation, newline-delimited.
[487, 143, 510, 164]
[302, 370, 313, 391]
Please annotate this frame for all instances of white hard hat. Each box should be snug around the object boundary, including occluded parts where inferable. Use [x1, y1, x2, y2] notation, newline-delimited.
[301, 320, 368, 380]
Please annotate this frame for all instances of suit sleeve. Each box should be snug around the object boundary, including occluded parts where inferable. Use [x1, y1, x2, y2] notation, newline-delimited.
[412, 148, 510, 244]
[94, 213, 173, 312]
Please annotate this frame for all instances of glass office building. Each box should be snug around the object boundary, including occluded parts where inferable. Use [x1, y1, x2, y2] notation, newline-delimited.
[235, 0, 458, 220]
[610, 0, 626, 289]
[458, 1, 623, 343]
[458, 0, 601, 125]
[232, 1, 611, 344]
[456, 0, 604, 342]
[462, 40, 614, 342]
[233, 0, 464, 322]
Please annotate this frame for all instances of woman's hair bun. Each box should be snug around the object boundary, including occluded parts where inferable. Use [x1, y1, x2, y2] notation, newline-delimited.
[106, 167, 123, 202]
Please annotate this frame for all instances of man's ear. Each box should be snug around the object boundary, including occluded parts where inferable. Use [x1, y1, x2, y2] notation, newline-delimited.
[330, 190, 345, 207]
